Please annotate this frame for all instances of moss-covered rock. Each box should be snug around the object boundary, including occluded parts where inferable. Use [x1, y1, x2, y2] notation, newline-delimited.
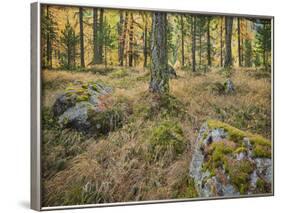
[52, 81, 127, 136]
[190, 120, 272, 197]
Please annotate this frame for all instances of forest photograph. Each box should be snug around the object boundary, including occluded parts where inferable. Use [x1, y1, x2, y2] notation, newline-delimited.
[40, 4, 272, 207]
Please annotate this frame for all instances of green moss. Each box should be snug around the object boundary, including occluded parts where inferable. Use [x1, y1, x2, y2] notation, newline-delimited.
[76, 94, 89, 102]
[207, 119, 271, 158]
[256, 178, 267, 193]
[110, 69, 128, 78]
[227, 160, 254, 194]
[180, 179, 198, 198]
[88, 107, 124, 135]
[81, 83, 88, 89]
[234, 147, 247, 154]
[252, 144, 271, 158]
[76, 89, 86, 95]
[203, 142, 234, 172]
[91, 83, 98, 91]
[148, 120, 185, 164]
[66, 87, 75, 91]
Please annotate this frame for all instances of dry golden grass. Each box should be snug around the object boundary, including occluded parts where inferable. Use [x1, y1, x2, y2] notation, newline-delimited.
[41, 66, 271, 206]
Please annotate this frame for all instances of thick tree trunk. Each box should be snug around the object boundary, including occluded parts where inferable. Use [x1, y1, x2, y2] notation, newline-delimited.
[118, 11, 124, 66]
[220, 16, 223, 67]
[192, 16, 196, 72]
[79, 7, 85, 68]
[224, 16, 233, 68]
[237, 17, 242, 67]
[128, 13, 134, 67]
[143, 18, 148, 67]
[181, 15, 185, 67]
[149, 12, 169, 94]
[93, 8, 99, 64]
[207, 17, 211, 66]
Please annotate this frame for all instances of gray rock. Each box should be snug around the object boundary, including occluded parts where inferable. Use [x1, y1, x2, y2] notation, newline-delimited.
[224, 79, 235, 93]
[58, 102, 94, 132]
[189, 121, 272, 197]
[236, 152, 247, 161]
[53, 93, 77, 117]
[53, 81, 124, 135]
[255, 158, 272, 183]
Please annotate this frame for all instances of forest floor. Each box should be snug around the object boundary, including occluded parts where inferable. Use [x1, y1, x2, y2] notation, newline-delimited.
[41, 66, 271, 206]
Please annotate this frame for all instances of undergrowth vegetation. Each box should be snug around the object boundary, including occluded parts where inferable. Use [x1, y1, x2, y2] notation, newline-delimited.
[42, 66, 271, 206]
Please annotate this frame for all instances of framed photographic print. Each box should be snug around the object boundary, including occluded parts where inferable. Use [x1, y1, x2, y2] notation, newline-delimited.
[31, 1, 274, 211]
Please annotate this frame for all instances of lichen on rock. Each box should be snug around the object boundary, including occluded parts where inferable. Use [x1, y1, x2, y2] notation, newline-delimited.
[189, 119, 272, 197]
[52, 81, 125, 135]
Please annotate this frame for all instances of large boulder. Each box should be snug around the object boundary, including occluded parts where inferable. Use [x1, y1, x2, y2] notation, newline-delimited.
[52, 81, 125, 135]
[189, 120, 272, 197]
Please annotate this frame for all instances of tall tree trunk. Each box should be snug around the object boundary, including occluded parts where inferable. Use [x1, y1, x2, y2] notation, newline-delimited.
[237, 17, 242, 67]
[199, 24, 202, 66]
[120, 12, 128, 66]
[79, 7, 85, 68]
[93, 8, 99, 64]
[192, 16, 196, 72]
[143, 17, 148, 67]
[181, 15, 185, 67]
[104, 17, 107, 68]
[224, 16, 233, 68]
[263, 23, 268, 70]
[118, 11, 124, 66]
[207, 17, 211, 66]
[98, 9, 104, 64]
[46, 6, 52, 69]
[150, 12, 169, 94]
[241, 35, 244, 66]
[220, 16, 223, 67]
[128, 13, 134, 67]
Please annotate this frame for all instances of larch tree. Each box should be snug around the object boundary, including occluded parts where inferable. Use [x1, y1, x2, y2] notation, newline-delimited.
[224, 16, 233, 68]
[118, 11, 124, 66]
[255, 20, 271, 71]
[93, 8, 99, 64]
[192, 15, 197, 72]
[79, 7, 85, 68]
[128, 12, 134, 67]
[120, 12, 129, 66]
[237, 17, 242, 67]
[41, 5, 57, 69]
[207, 16, 212, 66]
[149, 12, 169, 94]
[220, 16, 224, 67]
[98, 9, 104, 64]
[60, 20, 79, 69]
[143, 14, 148, 67]
[180, 15, 185, 67]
